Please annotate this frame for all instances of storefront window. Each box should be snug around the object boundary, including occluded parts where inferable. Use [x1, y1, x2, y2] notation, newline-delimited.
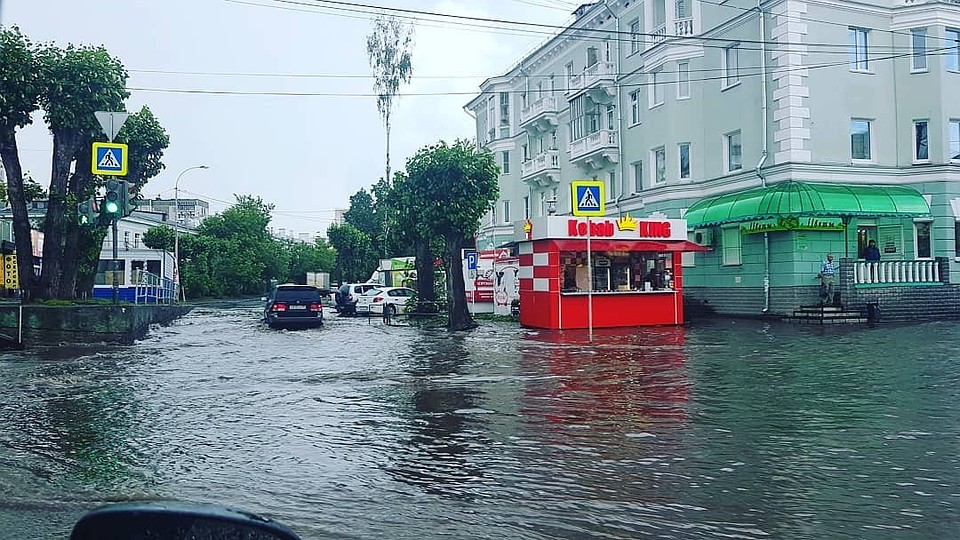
[561, 251, 673, 292]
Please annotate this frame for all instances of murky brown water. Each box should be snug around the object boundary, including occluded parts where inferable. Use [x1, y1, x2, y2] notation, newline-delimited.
[1, 302, 958, 539]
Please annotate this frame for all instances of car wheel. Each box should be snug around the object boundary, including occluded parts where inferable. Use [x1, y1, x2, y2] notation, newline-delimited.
[387, 304, 397, 316]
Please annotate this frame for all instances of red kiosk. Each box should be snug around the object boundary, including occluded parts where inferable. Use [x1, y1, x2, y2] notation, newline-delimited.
[515, 214, 708, 329]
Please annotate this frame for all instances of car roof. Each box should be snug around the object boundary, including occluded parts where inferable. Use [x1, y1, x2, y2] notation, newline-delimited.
[276, 284, 319, 291]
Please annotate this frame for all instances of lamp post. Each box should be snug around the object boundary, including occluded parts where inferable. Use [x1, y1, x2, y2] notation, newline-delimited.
[174, 165, 208, 302]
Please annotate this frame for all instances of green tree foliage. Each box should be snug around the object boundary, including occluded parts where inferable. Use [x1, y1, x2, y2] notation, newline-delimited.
[0, 27, 43, 297]
[142, 196, 334, 298]
[37, 43, 128, 300]
[327, 222, 375, 283]
[343, 188, 381, 252]
[366, 15, 413, 184]
[404, 140, 499, 330]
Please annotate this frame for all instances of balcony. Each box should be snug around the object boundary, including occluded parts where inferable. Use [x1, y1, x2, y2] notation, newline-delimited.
[569, 129, 619, 170]
[567, 61, 617, 103]
[519, 96, 560, 134]
[521, 150, 561, 187]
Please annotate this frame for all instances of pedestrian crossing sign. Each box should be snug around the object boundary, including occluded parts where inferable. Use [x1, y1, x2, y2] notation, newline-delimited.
[571, 180, 605, 217]
[92, 142, 128, 176]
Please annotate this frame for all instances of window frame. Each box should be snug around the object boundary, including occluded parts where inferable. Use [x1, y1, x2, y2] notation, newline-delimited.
[632, 161, 643, 193]
[629, 19, 641, 54]
[724, 130, 742, 173]
[911, 28, 928, 72]
[677, 61, 690, 99]
[850, 118, 873, 162]
[649, 67, 665, 108]
[721, 225, 742, 266]
[502, 200, 511, 223]
[950, 119, 960, 162]
[947, 28, 959, 72]
[607, 170, 618, 201]
[849, 27, 870, 72]
[914, 219, 933, 259]
[913, 120, 929, 163]
[501, 150, 511, 174]
[629, 90, 641, 125]
[723, 45, 740, 88]
[678, 142, 691, 179]
[653, 146, 666, 185]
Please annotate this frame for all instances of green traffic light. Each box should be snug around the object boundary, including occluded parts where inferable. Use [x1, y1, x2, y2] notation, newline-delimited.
[104, 201, 119, 214]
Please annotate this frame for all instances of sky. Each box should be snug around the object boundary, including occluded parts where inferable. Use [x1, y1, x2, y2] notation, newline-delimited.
[1, 0, 577, 236]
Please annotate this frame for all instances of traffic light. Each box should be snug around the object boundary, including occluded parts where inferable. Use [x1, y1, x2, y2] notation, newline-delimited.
[103, 179, 122, 217]
[120, 180, 139, 217]
[77, 197, 99, 226]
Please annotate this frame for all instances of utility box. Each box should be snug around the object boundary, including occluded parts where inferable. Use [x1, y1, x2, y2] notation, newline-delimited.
[305, 272, 330, 290]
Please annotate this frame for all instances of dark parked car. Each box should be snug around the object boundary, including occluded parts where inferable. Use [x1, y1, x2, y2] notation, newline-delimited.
[263, 284, 324, 329]
[335, 282, 380, 315]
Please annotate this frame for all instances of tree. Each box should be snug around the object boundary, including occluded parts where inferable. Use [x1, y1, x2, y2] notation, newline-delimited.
[390, 171, 437, 305]
[69, 105, 170, 298]
[366, 15, 413, 186]
[0, 27, 43, 299]
[404, 140, 499, 330]
[343, 188, 383, 256]
[327, 222, 375, 283]
[36, 43, 128, 300]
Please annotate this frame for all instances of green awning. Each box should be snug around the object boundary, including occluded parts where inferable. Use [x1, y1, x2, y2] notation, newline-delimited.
[684, 181, 930, 228]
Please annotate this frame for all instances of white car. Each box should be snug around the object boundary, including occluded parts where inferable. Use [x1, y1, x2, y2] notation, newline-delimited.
[355, 287, 416, 315]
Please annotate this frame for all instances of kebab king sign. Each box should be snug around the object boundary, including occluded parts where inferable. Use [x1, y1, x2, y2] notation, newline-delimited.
[517, 214, 688, 242]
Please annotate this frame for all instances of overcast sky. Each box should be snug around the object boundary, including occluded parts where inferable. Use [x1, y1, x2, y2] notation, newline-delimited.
[2, 0, 576, 235]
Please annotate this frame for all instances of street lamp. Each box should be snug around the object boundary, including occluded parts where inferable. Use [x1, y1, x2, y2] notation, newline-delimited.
[174, 165, 208, 302]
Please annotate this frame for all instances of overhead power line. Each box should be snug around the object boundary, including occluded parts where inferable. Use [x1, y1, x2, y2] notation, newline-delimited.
[126, 45, 959, 98]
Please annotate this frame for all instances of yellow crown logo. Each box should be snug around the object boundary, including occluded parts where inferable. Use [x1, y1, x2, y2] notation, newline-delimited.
[616, 214, 638, 232]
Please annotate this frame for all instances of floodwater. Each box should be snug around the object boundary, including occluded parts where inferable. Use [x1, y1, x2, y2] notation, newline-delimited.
[1, 301, 958, 539]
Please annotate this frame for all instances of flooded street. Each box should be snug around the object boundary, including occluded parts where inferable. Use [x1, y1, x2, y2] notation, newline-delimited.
[1, 301, 959, 539]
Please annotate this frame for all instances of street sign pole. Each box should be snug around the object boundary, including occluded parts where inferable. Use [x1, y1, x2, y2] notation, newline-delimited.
[112, 214, 119, 304]
[587, 217, 593, 343]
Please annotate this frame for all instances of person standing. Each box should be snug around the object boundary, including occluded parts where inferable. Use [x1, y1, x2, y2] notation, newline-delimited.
[819, 253, 837, 305]
[863, 239, 881, 262]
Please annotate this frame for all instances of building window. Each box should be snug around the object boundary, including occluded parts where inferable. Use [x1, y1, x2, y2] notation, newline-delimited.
[502, 200, 511, 223]
[947, 29, 959, 72]
[653, 147, 666, 184]
[950, 120, 960, 161]
[679, 143, 691, 179]
[677, 61, 690, 98]
[913, 121, 929, 162]
[955, 222, 960, 259]
[523, 195, 530, 219]
[650, 68, 664, 107]
[721, 226, 742, 266]
[723, 45, 740, 87]
[849, 27, 870, 71]
[725, 131, 742, 172]
[539, 192, 546, 217]
[630, 19, 641, 54]
[911, 28, 927, 71]
[851, 119, 872, 161]
[630, 90, 640, 124]
[676, 0, 691, 19]
[501, 151, 510, 174]
[633, 161, 643, 192]
[916, 221, 932, 259]
[499, 92, 510, 125]
[550, 74, 556, 96]
[571, 95, 585, 141]
[606, 105, 616, 130]
[565, 62, 574, 85]
[608, 171, 618, 200]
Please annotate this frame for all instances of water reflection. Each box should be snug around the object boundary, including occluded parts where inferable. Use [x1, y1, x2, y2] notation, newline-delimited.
[386, 332, 490, 498]
[520, 327, 690, 441]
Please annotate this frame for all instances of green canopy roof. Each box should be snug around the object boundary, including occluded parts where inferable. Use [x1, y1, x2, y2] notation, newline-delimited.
[684, 181, 930, 228]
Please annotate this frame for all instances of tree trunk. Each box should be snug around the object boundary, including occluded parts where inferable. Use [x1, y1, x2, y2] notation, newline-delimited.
[384, 109, 391, 186]
[0, 126, 36, 301]
[38, 128, 83, 300]
[74, 227, 107, 299]
[414, 239, 435, 303]
[58, 143, 93, 299]
[444, 235, 475, 331]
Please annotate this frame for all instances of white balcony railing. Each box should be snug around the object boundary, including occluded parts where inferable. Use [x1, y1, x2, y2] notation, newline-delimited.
[651, 23, 668, 45]
[520, 96, 559, 126]
[521, 150, 560, 178]
[569, 129, 618, 162]
[567, 61, 616, 96]
[675, 17, 695, 37]
[853, 260, 941, 285]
